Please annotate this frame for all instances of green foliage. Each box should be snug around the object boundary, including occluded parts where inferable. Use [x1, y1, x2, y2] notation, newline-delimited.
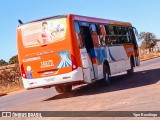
[9, 55, 18, 64]
[0, 59, 8, 66]
[138, 32, 157, 50]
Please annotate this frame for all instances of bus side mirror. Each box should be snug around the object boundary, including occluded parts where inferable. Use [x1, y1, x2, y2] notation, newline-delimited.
[133, 27, 138, 36]
[135, 30, 138, 36]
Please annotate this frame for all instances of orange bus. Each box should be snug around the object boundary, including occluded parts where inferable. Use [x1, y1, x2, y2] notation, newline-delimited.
[17, 14, 140, 93]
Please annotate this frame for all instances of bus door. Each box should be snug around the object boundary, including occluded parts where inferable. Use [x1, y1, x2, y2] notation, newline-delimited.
[78, 22, 96, 82]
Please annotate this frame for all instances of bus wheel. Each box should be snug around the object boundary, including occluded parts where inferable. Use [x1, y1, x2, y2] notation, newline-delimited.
[55, 85, 72, 93]
[103, 65, 110, 84]
[64, 85, 72, 93]
[55, 85, 64, 93]
[127, 59, 134, 75]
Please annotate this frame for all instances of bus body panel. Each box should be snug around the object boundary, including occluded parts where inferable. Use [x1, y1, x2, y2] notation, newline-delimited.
[17, 15, 84, 89]
[107, 45, 131, 75]
[22, 67, 83, 89]
[18, 38, 74, 79]
[86, 45, 131, 75]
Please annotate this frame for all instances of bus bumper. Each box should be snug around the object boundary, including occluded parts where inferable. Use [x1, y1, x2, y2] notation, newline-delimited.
[22, 67, 84, 89]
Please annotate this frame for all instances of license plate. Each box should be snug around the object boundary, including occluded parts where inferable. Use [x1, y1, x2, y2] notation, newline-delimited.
[44, 77, 55, 82]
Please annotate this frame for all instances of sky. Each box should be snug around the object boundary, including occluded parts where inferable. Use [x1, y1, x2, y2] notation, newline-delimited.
[0, 0, 160, 61]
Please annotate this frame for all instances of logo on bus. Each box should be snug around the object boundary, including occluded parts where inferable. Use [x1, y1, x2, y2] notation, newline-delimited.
[126, 48, 134, 52]
[23, 56, 41, 62]
[56, 51, 72, 68]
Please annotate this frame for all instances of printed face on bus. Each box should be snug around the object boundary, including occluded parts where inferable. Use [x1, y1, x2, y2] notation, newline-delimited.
[42, 22, 48, 29]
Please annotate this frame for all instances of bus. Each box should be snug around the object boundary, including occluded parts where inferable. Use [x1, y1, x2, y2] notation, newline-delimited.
[16, 14, 140, 93]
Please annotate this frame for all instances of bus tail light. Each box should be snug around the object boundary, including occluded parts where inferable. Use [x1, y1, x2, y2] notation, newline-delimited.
[71, 55, 78, 71]
[21, 64, 27, 78]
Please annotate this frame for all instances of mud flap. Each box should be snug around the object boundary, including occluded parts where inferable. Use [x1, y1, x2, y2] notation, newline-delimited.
[135, 56, 140, 66]
[80, 48, 94, 83]
[83, 68, 92, 83]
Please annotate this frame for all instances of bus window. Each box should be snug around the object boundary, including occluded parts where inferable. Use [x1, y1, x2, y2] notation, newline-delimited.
[125, 27, 132, 43]
[90, 24, 100, 47]
[104, 25, 111, 45]
[108, 25, 119, 45]
[129, 27, 138, 49]
[74, 21, 84, 48]
[113, 26, 120, 44]
[99, 25, 107, 46]
[95, 24, 101, 35]
[117, 26, 129, 44]
[104, 25, 109, 35]
[80, 25, 94, 54]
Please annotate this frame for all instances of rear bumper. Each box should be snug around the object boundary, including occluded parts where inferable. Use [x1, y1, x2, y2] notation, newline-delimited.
[22, 67, 84, 89]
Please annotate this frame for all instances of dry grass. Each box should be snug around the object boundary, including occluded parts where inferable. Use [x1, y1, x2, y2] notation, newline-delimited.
[140, 52, 160, 61]
[0, 82, 23, 96]
[0, 64, 23, 96]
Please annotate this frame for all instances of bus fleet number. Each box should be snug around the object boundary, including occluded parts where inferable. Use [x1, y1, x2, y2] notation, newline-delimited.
[40, 60, 54, 68]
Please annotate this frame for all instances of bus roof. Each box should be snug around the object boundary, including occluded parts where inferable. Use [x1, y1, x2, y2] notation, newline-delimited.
[18, 15, 66, 26]
[18, 14, 132, 27]
[72, 14, 132, 26]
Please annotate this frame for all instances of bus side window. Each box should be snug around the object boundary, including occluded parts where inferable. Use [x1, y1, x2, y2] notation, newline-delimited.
[95, 24, 102, 46]
[90, 24, 100, 47]
[113, 26, 120, 44]
[74, 21, 84, 48]
[108, 25, 118, 45]
[99, 25, 107, 46]
[125, 27, 132, 43]
[118, 26, 127, 44]
[104, 25, 111, 45]
[129, 27, 138, 49]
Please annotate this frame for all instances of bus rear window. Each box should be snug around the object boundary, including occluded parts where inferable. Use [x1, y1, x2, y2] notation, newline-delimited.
[21, 18, 66, 47]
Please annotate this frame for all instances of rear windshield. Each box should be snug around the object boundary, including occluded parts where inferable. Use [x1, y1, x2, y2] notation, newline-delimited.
[21, 18, 66, 47]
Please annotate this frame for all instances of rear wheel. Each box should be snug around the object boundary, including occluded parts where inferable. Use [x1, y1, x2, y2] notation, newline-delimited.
[55, 85, 72, 93]
[127, 59, 134, 75]
[102, 65, 110, 84]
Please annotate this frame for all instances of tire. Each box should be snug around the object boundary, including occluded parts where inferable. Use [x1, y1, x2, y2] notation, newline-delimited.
[55, 85, 64, 93]
[55, 85, 72, 93]
[64, 85, 72, 92]
[127, 59, 134, 75]
[103, 65, 110, 84]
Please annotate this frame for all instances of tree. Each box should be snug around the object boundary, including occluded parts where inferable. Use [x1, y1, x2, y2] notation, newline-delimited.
[9, 55, 18, 64]
[0, 59, 8, 66]
[138, 32, 157, 51]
